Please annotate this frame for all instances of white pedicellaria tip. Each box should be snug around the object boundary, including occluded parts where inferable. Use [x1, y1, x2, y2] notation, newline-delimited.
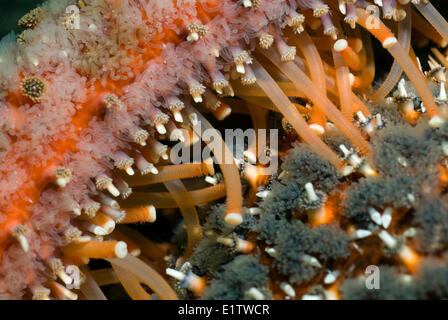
[309, 124, 325, 135]
[439, 82, 447, 100]
[309, 257, 322, 268]
[360, 165, 377, 178]
[18, 234, 29, 252]
[429, 116, 445, 128]
[224, 212, 243, 226]
[351, 229, 372, 240]
[300, 254, 322, 268]
[56, 177, 68, 188]
[125, 167, 135, 176]
[156, 124, 167, 135]
[249, 207, 262, 215]
[403, 228, 417, 237]
[339, 144, 350, 156]
[265, 247, 277, 257]
[256, 190, 270, 198]
[107, 183, 120, 197]
[205, 176, 218, 185]
[187, 32, 199, 42]
[173, 111, 183, 123]
[247, 288, 264, 300]
[357, 111, 367, 123]
[382, 214, 392, 229]
[368, 207, 382, 225]
[166, 268, 185, 281]
[382, 37, 397, 49]
[304, 182, 318, 202]
[334, 39, 348, 52]
[339, 3, 346, 15]
[350, 154, 363, 167]
[324, 270, 340, 285]
[280, 282, 296, 297]
[365, 122, 375, 134]
[442, 142, 448, 156]
[378, 230, 397, 249]
[375, 114, 383, 127]
[115, 241, 128, 258]
[341, 165, 354, 176]
[382, 207, 393, 229]
[398, 78, 407, 97]
[242, 0, 252, 8]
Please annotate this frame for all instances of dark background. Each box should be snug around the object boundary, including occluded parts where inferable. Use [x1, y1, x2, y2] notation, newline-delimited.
[0, 0, 45, 37]
[0, 1, 447, 38]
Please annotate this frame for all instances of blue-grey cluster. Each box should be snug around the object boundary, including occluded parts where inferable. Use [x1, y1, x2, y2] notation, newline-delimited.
[187, 112, 448, 299]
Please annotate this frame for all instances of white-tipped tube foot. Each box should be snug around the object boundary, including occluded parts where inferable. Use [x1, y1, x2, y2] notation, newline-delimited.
[224, 212, 243, 226]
